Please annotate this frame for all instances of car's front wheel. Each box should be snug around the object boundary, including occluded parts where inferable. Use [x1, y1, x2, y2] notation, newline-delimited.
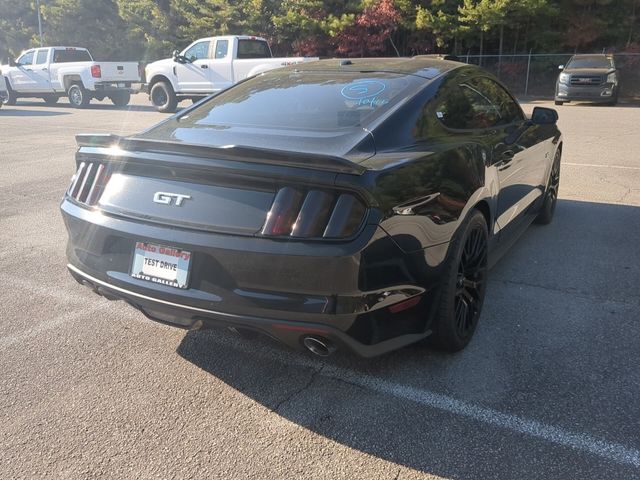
[150, 81, 178, 113]
[429, 210, 489, 352]
[3, 79, 17, 106]
[535, 149, 561, 225]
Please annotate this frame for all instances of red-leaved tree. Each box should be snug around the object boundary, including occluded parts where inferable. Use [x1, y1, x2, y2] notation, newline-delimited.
[335, 0, 400, 57]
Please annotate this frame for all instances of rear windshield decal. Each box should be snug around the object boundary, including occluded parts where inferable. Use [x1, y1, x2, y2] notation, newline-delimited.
[341, 80, 389, 107]
[341, 80, 386, 99]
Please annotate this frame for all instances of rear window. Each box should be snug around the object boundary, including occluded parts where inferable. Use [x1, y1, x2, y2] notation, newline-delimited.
[567, 56, 613, 69]
[237, 40, 271, 59]
[176, 72, 423, 131]
[52, 49, 92, 63]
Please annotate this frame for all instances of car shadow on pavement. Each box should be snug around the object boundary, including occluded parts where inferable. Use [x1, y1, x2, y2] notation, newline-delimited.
[176, 199, 640, 480]
[0, 107, 71, 116]
[7, 99, 160, 113]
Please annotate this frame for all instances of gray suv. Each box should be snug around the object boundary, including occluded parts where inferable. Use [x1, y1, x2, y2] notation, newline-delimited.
[555, 54, 619, 105]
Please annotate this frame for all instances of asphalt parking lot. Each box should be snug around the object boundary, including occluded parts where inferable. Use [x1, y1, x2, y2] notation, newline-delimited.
[1, 95, 639, 479]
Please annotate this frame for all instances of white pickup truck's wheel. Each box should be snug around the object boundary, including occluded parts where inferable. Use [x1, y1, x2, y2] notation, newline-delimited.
[68, 83, 90, 108]
[109, 92, 131, 107]
[150, 81, 178, 113]
[3, 79, 17, 106]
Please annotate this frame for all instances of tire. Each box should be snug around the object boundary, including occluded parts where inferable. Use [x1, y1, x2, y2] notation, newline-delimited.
[554, 100, 563, 106]
[109, 92, 131, 107]
[3, 79, 17, 106]
[42, 95, 58, 105]
[68, 83, 90, 108]
[535, 148, 561, 225]
[429, 210, 489, 352]
[150, 81, 177, 113]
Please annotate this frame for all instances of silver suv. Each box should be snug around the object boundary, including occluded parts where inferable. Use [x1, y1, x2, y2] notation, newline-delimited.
[555, 54, 618, 106]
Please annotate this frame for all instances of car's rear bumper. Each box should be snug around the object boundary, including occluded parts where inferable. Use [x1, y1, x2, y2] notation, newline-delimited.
[91, 82, 143, 94]
[555, 82, 617, 102]
[61, 199, 447, 357]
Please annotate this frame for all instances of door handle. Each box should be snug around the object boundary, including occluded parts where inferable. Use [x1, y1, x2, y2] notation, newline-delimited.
[42, 68, 48, 71]
[200, 64, 208, 69]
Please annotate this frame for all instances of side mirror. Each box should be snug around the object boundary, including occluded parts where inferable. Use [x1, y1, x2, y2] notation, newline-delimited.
[9, 59, 17, 67]
[558, 65, 564, 70]
[172, 50, 180, 62]
[531, 106, 558, 125]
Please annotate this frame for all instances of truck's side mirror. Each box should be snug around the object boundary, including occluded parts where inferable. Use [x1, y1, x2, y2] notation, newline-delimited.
[172, 50, 180, 62]
[558, 65, 564, 70]
[9, 59, 17, 67]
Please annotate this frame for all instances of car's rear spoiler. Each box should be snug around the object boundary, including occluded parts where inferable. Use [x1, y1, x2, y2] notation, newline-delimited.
[75, 134, 367, 175]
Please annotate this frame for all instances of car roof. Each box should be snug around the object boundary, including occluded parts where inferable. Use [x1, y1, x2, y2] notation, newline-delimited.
[278, 56, 464, 80]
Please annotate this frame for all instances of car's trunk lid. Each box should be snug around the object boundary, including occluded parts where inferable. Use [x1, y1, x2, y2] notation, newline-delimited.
[70, 134, 370, 238]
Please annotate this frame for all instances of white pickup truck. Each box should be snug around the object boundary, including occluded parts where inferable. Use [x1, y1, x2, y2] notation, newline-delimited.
[1, 46, 141, 108]
[0, 67, 6, 109]
[144, 35, 318, 112]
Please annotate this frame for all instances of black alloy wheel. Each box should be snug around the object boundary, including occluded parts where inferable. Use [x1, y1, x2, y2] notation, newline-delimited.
[430, 210, 488, 352]
[3, 79, 17, 106]
[150, 81, 178, 113]
[454, 227, 487, 339]
[535, 149, 561, 225]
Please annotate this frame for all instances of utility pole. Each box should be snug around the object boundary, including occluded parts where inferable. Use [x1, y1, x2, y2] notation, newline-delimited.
[37, 0, 43, 47]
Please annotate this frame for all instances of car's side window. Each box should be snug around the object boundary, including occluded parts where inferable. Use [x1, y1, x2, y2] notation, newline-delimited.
[215, 40, 228, 59]
[18, 51, 34, 66]
[35, 50, 48, 65]
[434, 82, 498, 130]
[469, 77, 524, 125]
[184, 41, 211, 62]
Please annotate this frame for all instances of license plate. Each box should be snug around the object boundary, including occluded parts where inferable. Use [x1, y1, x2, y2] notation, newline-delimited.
[117, 82, 125, 87]
[131, 242, 191, 289]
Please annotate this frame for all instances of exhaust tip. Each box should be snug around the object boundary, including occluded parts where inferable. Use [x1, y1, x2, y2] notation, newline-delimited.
[302, 335, 336, 357]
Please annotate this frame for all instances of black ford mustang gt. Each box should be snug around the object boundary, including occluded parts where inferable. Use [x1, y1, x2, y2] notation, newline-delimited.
[61, 57, 562, 357]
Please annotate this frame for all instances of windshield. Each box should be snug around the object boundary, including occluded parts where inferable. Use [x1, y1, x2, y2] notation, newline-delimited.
[566, 56, 613, 69]
[170, 71, 423, 132]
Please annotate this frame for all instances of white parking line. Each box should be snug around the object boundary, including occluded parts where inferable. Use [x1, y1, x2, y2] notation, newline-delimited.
[206, 333, 640, 468]
[564, 162, 640, 171]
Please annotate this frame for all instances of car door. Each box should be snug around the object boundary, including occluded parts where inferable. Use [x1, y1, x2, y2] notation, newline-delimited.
[31, 49, 54, 92]
[208, 39, 233, 91]
[462, 76, 543, 235]
[8, 50, 37, 91]
[175, 40, 212, 92]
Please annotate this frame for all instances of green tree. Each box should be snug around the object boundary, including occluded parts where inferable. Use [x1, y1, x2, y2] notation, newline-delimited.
[116, 0, 179, 61]
[0, 0, 38, 61]
[41, 0, 130, 59]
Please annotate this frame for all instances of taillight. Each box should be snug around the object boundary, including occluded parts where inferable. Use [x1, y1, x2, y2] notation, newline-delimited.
[91, 65, 101, 78]
[261, 187, 366, 239]
[67, 162, 110, 206]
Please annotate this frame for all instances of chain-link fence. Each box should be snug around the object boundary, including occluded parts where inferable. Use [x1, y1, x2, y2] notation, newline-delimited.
[459, 53, 640, 99]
